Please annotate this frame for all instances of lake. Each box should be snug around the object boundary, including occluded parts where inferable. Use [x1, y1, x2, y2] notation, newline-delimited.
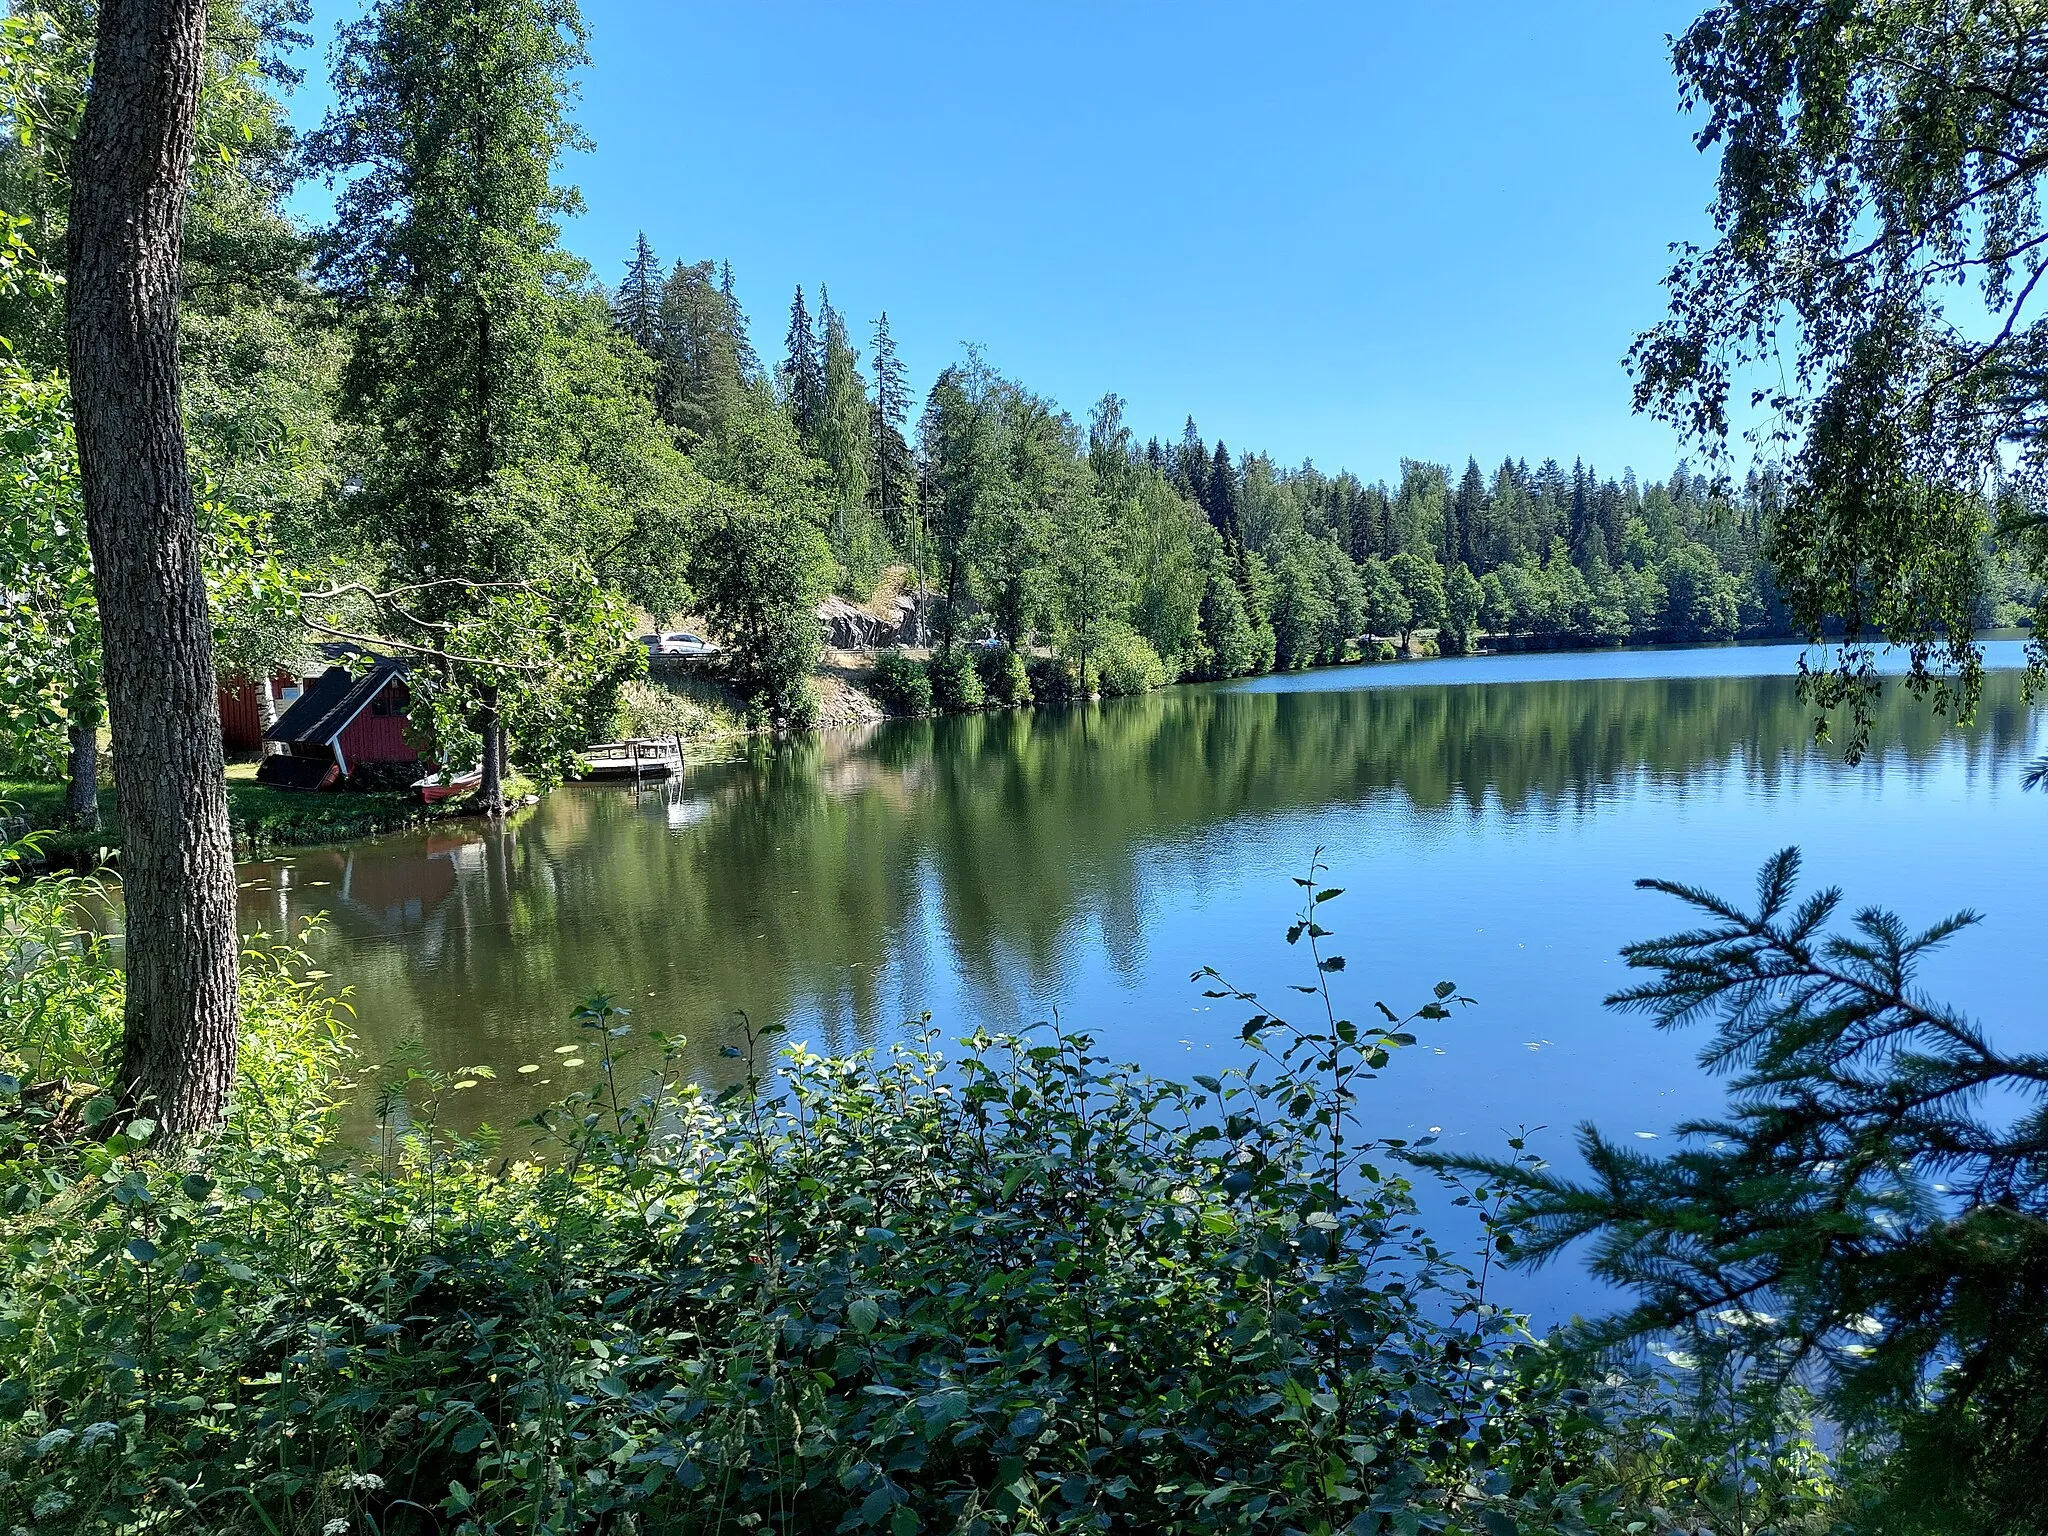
[233, 641, 2048, 1315]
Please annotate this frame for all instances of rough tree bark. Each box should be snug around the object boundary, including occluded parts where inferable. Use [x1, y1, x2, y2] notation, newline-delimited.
[64, 696, 100, 831]
[66, 0, 239, 1134]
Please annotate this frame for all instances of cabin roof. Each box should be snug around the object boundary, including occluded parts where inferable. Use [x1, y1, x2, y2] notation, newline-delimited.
[266, 658, 407, 746]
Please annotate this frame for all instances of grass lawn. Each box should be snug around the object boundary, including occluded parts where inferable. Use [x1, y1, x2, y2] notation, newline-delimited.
[3, 763, 539, 865]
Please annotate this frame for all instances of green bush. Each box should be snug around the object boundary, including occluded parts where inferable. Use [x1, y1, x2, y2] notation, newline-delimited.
[866, 650, 933, 717]
[0, 844, 1855, 1536]
[926, 645, 986, 713]
[1093, 627, 1168, 697]
[1372, 639, 1399, 662]
[975, 645, 1032, 707]
[1026, 653, 1084, 705]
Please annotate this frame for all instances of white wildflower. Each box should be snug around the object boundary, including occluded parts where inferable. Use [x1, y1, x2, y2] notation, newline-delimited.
[338, 1471, 386, 1492]
[323, 1519, 350, 1536]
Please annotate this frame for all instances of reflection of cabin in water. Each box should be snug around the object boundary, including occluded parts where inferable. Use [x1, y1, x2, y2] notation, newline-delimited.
[230, 654, 421, 789]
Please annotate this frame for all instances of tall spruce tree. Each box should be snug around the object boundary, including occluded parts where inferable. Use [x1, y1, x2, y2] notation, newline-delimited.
[1455, 456, 1484, 569]
[816, 287, 879, 586]
[1175, 416, 1207, 504]
[655, 258, 741, 442]
[614, 231, 661, 353]
[720, 259, 758, 376]
[1206, 439, 1239, 545]
[869, 310, 913, 544]
[313, 0, 624, 817]
[782, 283, 822, 442]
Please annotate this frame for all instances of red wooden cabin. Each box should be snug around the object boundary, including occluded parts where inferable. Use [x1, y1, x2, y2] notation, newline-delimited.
[253, 657, 420, 790]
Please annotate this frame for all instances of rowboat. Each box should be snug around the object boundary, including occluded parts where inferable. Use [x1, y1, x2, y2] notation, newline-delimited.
[412, 766, 483, 804]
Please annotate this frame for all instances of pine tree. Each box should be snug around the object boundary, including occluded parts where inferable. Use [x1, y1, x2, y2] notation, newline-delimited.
[1455, 456, 1485, 570]
[720, 260, 759, 377]
[783, 284, 822, 441]
[615, 232, 661, 353]
[1206, 439, 1239, 544]
[816, 288, 878, 584]
[870, 311, 914, 543]
[1175, 416, 1208, 503]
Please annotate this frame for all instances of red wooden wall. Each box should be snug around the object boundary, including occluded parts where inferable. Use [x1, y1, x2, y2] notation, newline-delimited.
[218, 673, 298, 752]
[336, 681, 419, 766]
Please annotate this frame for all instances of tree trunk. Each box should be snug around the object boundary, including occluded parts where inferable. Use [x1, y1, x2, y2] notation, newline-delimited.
[254, 671, 281, 755]
[67, 0, 238, 1136]
[478, 685, 505, 816]
[65, 698, 101, 832]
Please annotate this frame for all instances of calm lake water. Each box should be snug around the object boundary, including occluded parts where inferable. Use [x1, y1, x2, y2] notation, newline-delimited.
[232, 641, 2048, 1315]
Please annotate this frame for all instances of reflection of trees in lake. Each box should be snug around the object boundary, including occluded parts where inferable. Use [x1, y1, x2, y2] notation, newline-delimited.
[262, 670, 2037, 1121]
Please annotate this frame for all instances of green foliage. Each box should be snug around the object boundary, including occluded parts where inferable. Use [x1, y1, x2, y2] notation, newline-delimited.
[867, 650, 934, 718]
[612, 676, 749, 760]
[1026, 653, 1085, 706]
[1435, 850, 2048, 1534]
[1092, 626, 1166, 697]
[1442, 564, 1484, 656]
[975, 644, 1033, 707]
[311, 0, 686, 781]
[0, 851, 1821, 1536]
[1389, 553, 1447, 641]
[684, 387, 831, 726]
[926, 646, 987, 713]
[688, 493, 827, 729]
[0, 349, 93, 782]
[1191, 525, 1263, 680]
[1627, 0, 2048, 745]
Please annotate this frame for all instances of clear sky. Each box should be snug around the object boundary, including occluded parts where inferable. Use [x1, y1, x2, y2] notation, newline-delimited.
[285, 1, 1716, 486]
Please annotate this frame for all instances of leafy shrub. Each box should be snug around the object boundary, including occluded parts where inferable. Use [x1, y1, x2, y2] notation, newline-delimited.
[866, 650, 933, 717]
[1026, 653, 1084, 705]
[1093, 627, 1167, 697]
[1416, 635, 1442, 659]
[1372, 639, 1399, 662]
[614, 676, 748, 755]
[925, 645, 986, 713]
[0, 845, 1854, 1536]
[975, 645, 1032, 707]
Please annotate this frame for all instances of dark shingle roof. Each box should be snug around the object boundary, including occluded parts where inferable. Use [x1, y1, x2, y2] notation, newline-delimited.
[265, 658, 406, 746]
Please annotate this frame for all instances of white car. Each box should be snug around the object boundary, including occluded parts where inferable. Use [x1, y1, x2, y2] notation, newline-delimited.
[643, 631, 720, 658]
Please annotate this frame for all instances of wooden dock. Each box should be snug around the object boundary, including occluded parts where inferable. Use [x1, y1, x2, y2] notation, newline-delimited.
[574, 736, 684, 781]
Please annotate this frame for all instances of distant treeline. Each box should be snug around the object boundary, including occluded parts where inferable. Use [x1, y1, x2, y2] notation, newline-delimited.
[609, 238, 2043, 713]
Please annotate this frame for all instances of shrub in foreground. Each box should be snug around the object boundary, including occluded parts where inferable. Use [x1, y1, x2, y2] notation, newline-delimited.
[0, 851, 1849, 1535]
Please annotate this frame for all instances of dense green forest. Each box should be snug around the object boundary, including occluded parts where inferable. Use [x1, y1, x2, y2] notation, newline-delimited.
[15, 0, 2036, 825]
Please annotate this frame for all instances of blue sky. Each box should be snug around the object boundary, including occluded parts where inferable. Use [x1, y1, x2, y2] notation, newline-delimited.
[286, 1, 1716, 485]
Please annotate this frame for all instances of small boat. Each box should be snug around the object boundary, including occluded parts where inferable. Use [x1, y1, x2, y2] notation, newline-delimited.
[412, 766, 483, 804]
